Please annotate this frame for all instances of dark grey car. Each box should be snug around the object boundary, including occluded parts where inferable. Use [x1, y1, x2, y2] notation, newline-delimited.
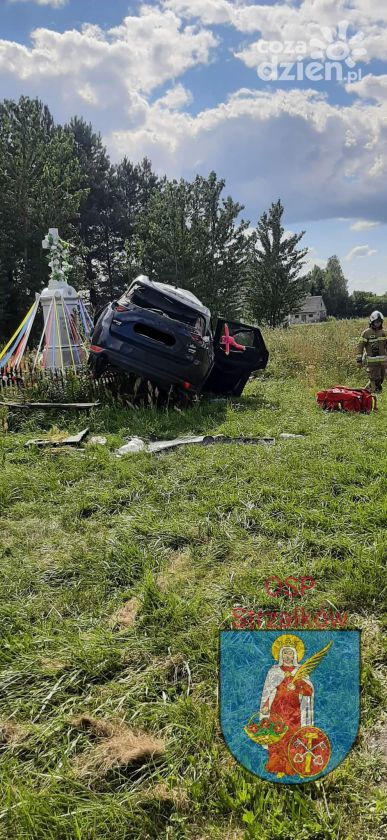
[89, 276, 269, 396]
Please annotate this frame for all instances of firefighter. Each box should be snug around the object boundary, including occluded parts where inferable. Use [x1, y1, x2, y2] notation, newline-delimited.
[356, 311, 387, 393]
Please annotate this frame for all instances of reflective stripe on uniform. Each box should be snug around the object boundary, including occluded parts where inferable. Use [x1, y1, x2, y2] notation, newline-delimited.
[366, 355, 387, 363]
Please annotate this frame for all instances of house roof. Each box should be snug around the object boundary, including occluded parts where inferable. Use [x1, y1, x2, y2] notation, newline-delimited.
[297, 295, 326, 313]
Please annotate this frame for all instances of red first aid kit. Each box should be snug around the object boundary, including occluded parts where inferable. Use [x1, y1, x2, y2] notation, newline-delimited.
[316, 386, 377, 413]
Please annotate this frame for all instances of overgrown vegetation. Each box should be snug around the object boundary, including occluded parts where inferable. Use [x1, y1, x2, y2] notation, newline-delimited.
[0, 320, 386, 839]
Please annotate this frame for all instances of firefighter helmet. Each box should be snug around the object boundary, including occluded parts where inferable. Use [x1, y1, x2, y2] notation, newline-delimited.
[369, 310, 384, 325]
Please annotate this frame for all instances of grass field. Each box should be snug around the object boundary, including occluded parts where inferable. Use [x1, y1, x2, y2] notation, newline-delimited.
[0, 320, 386, 840]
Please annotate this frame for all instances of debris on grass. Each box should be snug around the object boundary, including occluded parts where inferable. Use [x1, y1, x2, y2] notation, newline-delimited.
[116, 437, 146, 456]
[147, 435, 210, 453]
[71, 716, 166, 778]
[88, 435, 107, 446]
[25, 427, 89, 448]
[149, 434, 276, 452]
[1, 400, 100, 410]
[279, 432, 305, 439]
[116, 434, 275, 456]
[109, 596, 140, 629]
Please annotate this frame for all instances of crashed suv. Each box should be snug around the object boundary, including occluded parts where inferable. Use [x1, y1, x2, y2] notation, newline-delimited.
[89, 276, 269, 396]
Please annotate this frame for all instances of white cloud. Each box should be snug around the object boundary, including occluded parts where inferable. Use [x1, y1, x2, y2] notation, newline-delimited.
[346, 74, 387, 102]
[9, 0, 68, 6]
[346, 245, 378, 260]
[0, 6, 217, 112]
[350, 219, 381, 230]
[77, 82, 99, 107]
[165, 0, 387, 65]
[108, 85, 387, 225]
[157, 83, 193, 110]
[163, 0, 233, 26]
[1, 3, 387, 231]
[302, 246, 327, 273]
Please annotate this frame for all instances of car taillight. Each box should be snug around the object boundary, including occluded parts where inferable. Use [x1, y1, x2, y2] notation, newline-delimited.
[90, 344, 104, 353]
[115, 305, 128, 312]
[183, 381, 191, 389]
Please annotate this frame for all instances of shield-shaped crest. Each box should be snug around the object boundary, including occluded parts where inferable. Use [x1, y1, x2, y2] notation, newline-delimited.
[220, 630, 360, 783]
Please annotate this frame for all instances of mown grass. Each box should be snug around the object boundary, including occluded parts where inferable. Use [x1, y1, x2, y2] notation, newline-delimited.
[0, 319, 386, 839]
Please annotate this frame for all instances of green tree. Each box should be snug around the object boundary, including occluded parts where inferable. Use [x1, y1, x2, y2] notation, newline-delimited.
[0, 97, 86, 338]
[114, 156, 160, 291]
[131, 171, 251, 317]
[67, 120, 160, 306]
[129, 177, 193, 286]
[350, 290, 387, 318]
[248, 199, 308, 328]
[323, 255, 349, 317]
[188, 172, 251, 317]
[66, 117, 112, 305]
[307, 264, 326, 296]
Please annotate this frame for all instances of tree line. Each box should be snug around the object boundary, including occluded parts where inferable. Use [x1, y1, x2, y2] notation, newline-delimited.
[306, 261, 387, 319]
[0, 96, 384, 340]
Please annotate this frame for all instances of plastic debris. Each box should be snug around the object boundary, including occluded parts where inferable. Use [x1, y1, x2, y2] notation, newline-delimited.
[148, 435, 205, 453]
[115, 434, 275, 456]
[116, 437, 146, 456]
[25, 428, 89, 448]
[279, 433, 305, 439]
[89, 436, 107, 446]
[2, 401, 100, 410]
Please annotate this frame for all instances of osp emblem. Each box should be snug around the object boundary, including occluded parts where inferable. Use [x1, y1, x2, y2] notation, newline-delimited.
[219, 631, 360, 783]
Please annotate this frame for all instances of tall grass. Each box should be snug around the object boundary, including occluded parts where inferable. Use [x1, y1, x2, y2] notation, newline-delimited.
[0, 319, 385, 839]
[267, 319, 364, 386]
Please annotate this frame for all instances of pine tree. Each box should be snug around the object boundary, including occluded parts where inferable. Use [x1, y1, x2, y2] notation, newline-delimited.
[248, 199, 308, 328]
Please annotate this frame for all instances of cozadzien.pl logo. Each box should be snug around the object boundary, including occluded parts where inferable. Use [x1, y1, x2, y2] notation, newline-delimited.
[257, 20, 367, 84]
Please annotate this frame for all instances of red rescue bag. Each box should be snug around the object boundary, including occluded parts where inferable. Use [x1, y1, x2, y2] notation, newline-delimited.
[316, 386, 377, 413]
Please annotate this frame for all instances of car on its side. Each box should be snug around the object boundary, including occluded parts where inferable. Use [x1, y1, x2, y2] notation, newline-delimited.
[89, 276, 268, 396]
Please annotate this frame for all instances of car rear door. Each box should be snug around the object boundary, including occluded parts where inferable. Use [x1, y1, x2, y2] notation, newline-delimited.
[203, 319, 269, 396]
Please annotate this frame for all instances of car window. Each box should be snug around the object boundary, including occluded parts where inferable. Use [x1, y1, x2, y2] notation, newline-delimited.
[119, 284, 203, 328]
[193, 316, 206, 336]
[230, 329, 256, 348]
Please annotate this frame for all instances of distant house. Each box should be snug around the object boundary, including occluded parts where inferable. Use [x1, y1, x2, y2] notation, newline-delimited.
[288, 295, 327, 324]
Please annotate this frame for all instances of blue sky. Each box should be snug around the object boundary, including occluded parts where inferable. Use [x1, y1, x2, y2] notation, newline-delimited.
[1, 0, 387, 293]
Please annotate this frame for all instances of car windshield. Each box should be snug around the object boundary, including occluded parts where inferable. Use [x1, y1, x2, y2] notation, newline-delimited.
[118, 283, 207, 335]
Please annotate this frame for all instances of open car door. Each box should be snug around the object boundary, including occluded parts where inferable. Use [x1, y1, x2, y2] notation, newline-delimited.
[203, 319, 269, 396]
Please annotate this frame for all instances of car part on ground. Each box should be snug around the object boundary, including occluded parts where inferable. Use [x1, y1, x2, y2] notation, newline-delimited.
[89, 276, 268, 397]
[25, 428, 89, 448]
[115, 434, 276, 456]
